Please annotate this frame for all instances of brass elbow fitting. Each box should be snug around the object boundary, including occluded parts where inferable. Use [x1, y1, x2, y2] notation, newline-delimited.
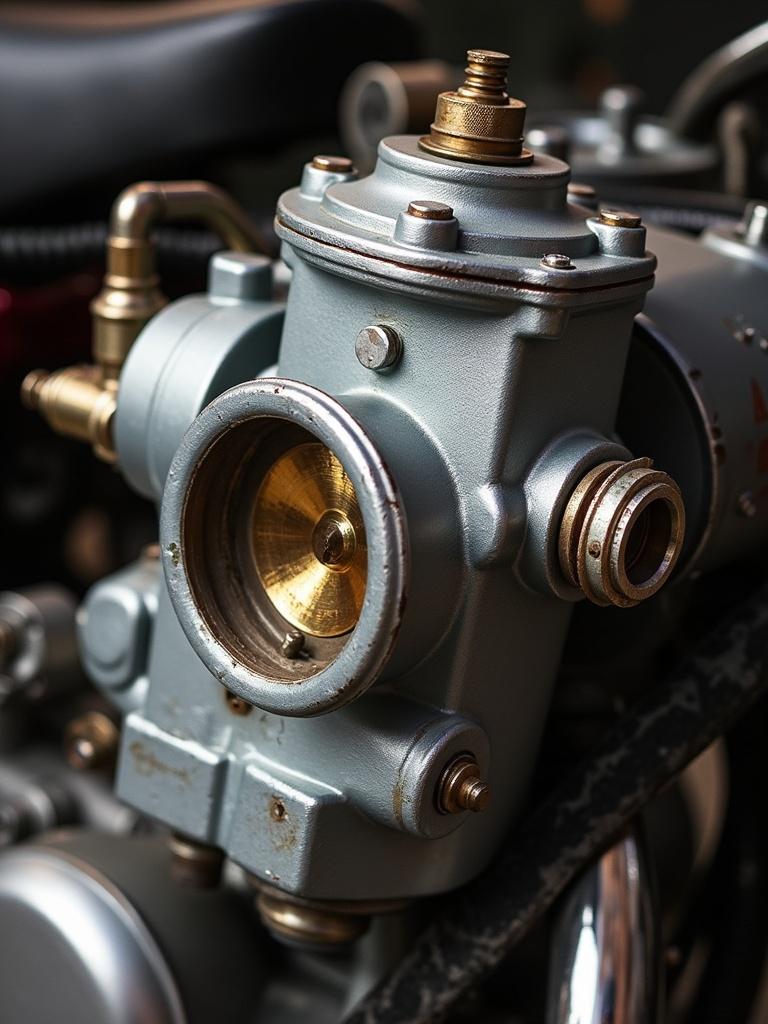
[22, 180, 269, 461]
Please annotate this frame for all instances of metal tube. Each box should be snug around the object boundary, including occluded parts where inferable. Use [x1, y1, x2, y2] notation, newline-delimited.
[546, 831, 658, 1024]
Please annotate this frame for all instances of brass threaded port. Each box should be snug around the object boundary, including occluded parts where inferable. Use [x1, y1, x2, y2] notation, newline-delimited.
[559, 458, 685, 608]
[419, 48, 533, 166]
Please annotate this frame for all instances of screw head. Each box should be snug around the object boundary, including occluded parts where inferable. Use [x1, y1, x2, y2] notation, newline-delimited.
[311, 154, 354, 173]
[599, 208, 642, 228]
[541, 253, 575, 270]
[281, 630, 305, 660]
[406, 200, 454, 221]
[355, 324, 403, 371]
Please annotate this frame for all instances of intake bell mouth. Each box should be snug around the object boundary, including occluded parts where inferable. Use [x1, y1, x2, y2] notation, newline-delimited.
[160, 378, 408, 717]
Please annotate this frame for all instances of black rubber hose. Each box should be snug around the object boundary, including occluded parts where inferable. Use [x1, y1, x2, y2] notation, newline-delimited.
[0, 223, 270, 282]
[343, 582, 768, 1024]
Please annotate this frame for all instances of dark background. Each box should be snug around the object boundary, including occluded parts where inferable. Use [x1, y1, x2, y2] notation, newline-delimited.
[418, 0, 765, 115]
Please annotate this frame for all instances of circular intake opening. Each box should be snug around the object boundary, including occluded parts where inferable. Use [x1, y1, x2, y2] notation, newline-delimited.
[623, 496, 675, 589]
[160, 378, 407, 716]
[559, 457, 686, 608]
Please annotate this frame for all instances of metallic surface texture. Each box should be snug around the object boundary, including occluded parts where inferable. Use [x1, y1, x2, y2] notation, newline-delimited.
[419, 50, 532, 166]
[160, 378, 408, 718]
[343, 579, 768, 1023]
[252, 442, 367, 637]
[546, 832, 658, 1024]
[115, 252, 283, 500]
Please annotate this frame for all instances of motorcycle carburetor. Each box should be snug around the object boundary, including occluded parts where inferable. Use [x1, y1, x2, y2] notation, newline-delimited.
[42, 50, 693, 943]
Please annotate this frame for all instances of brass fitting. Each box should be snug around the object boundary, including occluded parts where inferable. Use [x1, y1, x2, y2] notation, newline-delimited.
[419, 49, 533, 165]
[64, 710, 119, 771]
[21, 366, 117, 463]
[22, 181, 269, 461]
[559, 458, 686, 607]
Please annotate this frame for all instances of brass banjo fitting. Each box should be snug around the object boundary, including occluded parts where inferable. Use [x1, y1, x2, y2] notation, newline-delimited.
[21, 181, 268, 461]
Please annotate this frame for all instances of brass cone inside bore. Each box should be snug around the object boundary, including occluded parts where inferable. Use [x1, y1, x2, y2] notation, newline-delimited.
[251, 443, 367, 637]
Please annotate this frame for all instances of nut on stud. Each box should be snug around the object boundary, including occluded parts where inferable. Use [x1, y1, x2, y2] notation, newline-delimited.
[355, 324, 403, 371]
[437, 755, 490, 814]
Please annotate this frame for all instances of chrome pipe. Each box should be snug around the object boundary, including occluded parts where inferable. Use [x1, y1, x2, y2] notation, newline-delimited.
[546, 831, 659, 1024]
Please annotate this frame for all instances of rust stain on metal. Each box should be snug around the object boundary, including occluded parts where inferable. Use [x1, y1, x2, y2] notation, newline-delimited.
[268, 796, 297, 852]
[128, 740, 190, 783]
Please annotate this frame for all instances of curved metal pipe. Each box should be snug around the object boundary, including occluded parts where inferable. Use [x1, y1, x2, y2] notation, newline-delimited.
[546, 831, 659, 1024]
[666, 21, 768, 138]
[109, 180, 270, 254]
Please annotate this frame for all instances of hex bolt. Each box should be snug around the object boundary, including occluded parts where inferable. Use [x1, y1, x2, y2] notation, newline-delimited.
[312, 154, 355, 174]
[598, 209, 642, 229]
[406, 200, 454, 220]
[355, 324, 403, 371]
[64, 711, 119, 771]
[738, 491, 757, 518]
[541, 253, 575, 270]
[437, 755, 491, 814]
[168, 833, 225, 889]
[281, 630, 305, 659]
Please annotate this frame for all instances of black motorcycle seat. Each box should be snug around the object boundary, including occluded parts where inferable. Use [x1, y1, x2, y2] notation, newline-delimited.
[0, 0, 420, 218]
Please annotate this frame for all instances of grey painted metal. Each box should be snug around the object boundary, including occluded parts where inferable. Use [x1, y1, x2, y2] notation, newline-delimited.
[276, 138, 656, 301]
[0, 586, 79, 703]
[623, 224, 768, 574]
[115, 251, 284, 501]
[546, 832, 658, 1024]
[161, 378, 408, 717]
[520, 431, 630, 600]
[109, 136, 656, 901]
[78, 551, 160, 695]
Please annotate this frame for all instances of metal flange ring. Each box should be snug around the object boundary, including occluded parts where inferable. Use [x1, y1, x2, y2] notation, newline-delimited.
[160, 378, 408, 717]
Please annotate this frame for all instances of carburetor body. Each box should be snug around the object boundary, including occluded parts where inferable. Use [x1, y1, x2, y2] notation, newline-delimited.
[72, 50, 768, 926]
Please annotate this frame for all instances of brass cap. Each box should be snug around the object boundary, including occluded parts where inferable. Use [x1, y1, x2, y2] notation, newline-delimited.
[419, 49, 533, 166]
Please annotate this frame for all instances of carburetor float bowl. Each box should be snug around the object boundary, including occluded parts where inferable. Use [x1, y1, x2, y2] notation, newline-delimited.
[160, 378, 407, 717]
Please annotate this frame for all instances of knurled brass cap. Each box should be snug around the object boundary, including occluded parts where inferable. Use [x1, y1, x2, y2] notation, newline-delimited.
[419, 49, 533, 166]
